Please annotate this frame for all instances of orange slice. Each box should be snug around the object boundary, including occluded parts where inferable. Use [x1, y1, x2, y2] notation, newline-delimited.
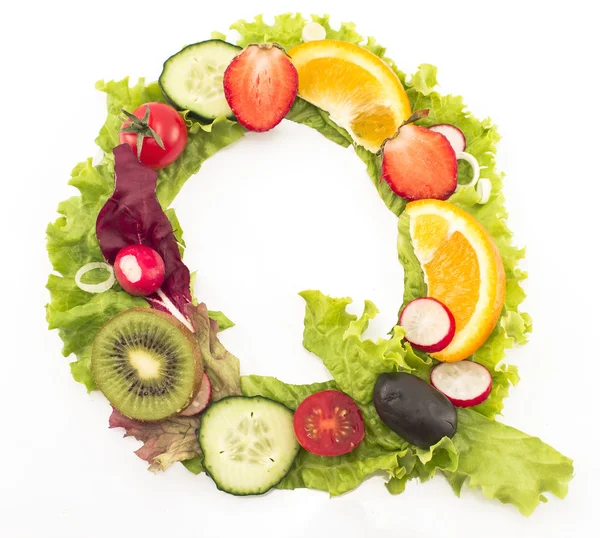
[288, 40, 411, 152]
[405, 200, 506, 362]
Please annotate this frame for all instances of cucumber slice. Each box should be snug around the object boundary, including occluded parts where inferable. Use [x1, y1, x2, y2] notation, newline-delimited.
[199, 396, 299, 495]
[159, 40, 241, 121]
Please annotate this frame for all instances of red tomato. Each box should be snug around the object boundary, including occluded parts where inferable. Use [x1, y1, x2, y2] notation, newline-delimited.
[293, 390, 365, 456]
[119, 102, 187, 170]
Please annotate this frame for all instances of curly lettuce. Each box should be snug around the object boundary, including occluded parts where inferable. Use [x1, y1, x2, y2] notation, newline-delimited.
[240, 291, 572, 515]
[447, 408, 573, 516]
[299, 290, 430, 404]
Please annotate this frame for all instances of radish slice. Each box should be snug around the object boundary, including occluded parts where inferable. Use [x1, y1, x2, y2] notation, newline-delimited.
[430, 361, 492, 407]
[180, 373, 212, 416]
[399, 298, 456, 353]
[456, 152, 480, 188]
[75, 262, 115, 294]
[429, 124, 466, 154]
[302, 22, 327, 42]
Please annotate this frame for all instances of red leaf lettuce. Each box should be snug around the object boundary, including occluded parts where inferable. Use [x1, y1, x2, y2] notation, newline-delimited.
[109, 408, 201, 472]
[96, 144, 192, 322]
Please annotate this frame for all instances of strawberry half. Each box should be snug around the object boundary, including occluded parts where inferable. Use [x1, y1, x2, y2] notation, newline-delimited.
[224, 43, 299, 132]
[381, 123, 458, 201]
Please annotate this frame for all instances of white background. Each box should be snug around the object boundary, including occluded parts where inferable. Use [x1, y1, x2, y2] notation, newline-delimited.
[1, 0, 599, 536]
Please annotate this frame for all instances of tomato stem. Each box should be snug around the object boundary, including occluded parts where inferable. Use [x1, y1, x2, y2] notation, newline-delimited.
[119, 105, 165, 160]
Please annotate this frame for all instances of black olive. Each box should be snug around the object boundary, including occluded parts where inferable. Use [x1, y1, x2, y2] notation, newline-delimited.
[373, 372, 457, 449]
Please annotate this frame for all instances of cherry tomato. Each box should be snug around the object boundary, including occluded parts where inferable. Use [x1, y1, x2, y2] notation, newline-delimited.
[293, 390, 365, 456]
[114, 245, 165, 296]
[119, 102, 187, 170]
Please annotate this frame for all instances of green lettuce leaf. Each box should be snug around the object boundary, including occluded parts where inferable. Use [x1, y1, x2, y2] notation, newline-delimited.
[207, 310, 235, 332]
[231, 13, 353, 51]
[181, 455, 204, 475]
[385, 436, 459, 494]
[300, 290, 404, 404]
[355, 147, 407, 216]
[300, 290, 432, 404]
[280, 437, 405, 496]
[445, 409, 574, 516]
[241, 375, 335, 408]
[410, 64, 438, 95]
[165, 207, 185, 257]
[46, 159, 113, 278]
[285, 98, 352, 148]
[385, 435, 459, 495]
[296, 291, 572, 512]
[230, 13, 381, 54]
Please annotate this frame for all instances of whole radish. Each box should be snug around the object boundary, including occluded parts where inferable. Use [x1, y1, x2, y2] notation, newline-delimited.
[114, 245, 165, 296]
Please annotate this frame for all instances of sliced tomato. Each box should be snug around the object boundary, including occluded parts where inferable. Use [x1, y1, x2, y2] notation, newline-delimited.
[293, 390, 364, 457]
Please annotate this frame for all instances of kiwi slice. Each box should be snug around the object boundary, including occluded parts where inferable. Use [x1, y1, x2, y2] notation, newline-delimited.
[92, 308, 202, 421]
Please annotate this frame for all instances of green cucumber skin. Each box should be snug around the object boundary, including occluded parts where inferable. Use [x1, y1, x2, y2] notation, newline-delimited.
[159, 39, 242, 122]
[202, 462, 296, 497]
[199, 396, 300, 496]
